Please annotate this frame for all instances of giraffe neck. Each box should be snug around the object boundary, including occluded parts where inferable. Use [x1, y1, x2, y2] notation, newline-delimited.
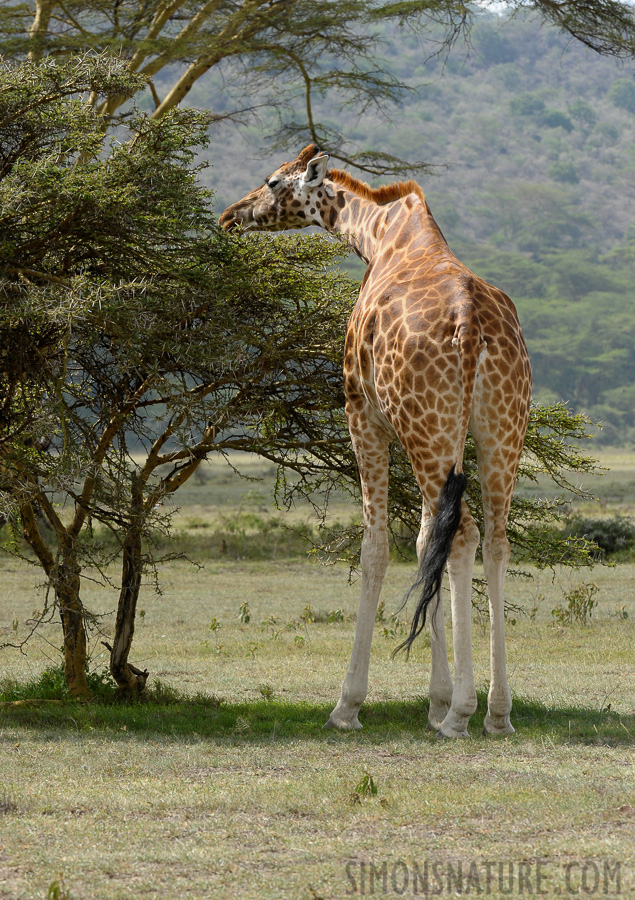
[319, 186, 389, 264]
[317, 181, 451, 265]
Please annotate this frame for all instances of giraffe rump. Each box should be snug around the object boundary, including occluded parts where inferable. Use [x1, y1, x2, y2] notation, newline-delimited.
[394, 465, 467, 658]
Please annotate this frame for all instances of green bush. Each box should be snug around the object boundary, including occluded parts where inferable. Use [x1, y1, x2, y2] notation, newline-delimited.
[565, 515, 635, 558]
[0, 663, 118, 702]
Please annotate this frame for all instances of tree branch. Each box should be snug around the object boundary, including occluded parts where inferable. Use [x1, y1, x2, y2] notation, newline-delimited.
[28, 0, 56, 61]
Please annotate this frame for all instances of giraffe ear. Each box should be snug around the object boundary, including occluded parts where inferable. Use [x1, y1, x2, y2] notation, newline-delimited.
[302, 154, 329, 187]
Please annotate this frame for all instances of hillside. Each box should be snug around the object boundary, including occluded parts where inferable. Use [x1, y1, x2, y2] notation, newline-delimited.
[177, 11, 635, 444]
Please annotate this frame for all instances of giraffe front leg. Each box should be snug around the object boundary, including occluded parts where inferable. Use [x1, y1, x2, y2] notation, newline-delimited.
[325, 528, 389, 730]
[326, 416, 390, 731]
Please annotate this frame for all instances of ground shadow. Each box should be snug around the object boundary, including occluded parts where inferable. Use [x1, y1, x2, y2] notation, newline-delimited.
[1, 691, 632, 746]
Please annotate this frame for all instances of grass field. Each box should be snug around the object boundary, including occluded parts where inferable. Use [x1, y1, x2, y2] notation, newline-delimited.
[1, 448, 634, 899]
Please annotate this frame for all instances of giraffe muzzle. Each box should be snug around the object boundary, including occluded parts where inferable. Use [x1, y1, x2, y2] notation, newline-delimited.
[219, 211, 242, 231]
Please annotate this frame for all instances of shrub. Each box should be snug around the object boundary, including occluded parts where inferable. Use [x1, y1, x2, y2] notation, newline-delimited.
[552, 582, 599, 625]
[565, 515, 635, 558]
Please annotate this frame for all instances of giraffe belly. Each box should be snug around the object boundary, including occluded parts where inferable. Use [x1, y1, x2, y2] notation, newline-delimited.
[360, 362, 398, 440]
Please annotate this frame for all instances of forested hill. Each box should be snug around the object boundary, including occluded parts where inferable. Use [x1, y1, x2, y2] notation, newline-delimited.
[188, 12, 635, 445]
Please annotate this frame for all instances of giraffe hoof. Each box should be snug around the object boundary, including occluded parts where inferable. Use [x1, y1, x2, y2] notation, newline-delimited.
[323, 716, 363, 731]
[435, 725, 470, 740]
[428, 704, 451, 732]
[427, 717, 447, 732]
[482, 718, 515, 736]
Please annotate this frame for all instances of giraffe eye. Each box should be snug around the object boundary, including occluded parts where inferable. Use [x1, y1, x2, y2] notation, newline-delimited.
[267, 178, 281, 191]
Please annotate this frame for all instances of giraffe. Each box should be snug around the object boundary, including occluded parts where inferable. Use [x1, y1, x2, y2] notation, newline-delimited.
[219, 144, 532, 738]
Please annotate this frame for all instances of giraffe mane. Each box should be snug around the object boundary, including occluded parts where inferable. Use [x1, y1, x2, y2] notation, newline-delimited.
[326, 168, 425, 206]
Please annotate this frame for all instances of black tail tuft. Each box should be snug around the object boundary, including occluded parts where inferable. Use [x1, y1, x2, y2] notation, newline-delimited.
[393, 465, 467, 658]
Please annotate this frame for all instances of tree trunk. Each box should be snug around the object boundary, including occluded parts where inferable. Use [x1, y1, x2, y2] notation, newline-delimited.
[109, 473, 148, 697]
[21, 501, 91, 698]
[55, 536, 91, 699]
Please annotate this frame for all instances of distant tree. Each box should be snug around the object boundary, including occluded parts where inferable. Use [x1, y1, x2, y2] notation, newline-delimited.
[473, 183, 591, 257]
[541, 109, 574, 132]
[593, 121, 621, 145]
[567, 99, 598, 129]
[510, 92, 546, 116]
[607, 77, 635, 112]
[473, 22, 518, 64]
[548, 159, 580, 184]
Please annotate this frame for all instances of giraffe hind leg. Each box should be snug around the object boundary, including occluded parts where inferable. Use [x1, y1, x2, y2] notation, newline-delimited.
[395, 466, 467, 656]
[395, 466, 478, 738]
[475, 441, 522, 736]
[415, 505, 453, 731]
[436, 506, 480, 738]
[481, 530, 514, 735]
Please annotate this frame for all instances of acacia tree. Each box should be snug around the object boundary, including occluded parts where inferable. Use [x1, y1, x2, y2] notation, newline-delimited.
[0, 56, 358, 696]
[0, 1, 633, 176]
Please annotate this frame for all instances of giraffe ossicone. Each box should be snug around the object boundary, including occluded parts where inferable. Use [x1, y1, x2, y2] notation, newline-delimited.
[220, 145, 532, 738]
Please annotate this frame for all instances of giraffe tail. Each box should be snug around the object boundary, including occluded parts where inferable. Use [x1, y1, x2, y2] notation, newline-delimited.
[393, 464, 467, 658]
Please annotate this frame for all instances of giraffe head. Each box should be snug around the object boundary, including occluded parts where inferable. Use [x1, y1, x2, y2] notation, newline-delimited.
[219, 144, 332, 232]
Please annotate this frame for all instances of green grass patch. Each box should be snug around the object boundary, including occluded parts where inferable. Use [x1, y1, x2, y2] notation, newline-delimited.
[2, 672, 632, 748]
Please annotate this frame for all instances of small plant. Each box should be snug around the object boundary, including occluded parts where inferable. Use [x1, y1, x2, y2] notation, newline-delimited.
[354, 771, 378, 798]
[259, 683, 275, 701]
[0, 791, 18, 814]
[529, 592, 546, 623]
[552, 582, 599, 625]
[238, 602, 251, 624]
[86, 668, 118, 701]
[201, 618, 224, 655]
[300, 604, 314, 626]
[375, 599, 386, 623]
[381, 616, 408, 639]
[293, 635, 305, 647]
[326, 608, 345, 623]
[261, 615, 281, 639]
[47, 875, 72, 900]
[609, 605, 628, 620]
